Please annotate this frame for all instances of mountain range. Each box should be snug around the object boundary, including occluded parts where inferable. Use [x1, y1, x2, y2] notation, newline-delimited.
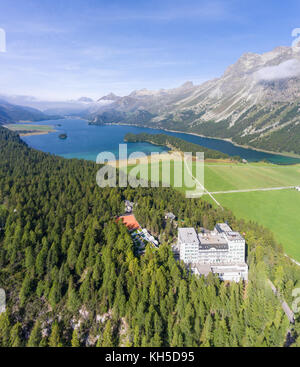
[0, 95, 115, 119]
[91, 45, 300, 155]
[1, 45, 300, 154]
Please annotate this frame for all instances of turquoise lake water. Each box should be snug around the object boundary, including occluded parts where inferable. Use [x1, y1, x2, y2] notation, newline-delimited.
[21, 119, 300, 164]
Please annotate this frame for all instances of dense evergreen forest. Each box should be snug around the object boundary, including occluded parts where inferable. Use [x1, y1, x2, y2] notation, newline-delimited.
[0, 126, 300, 347]
[124, 133, 236, 160]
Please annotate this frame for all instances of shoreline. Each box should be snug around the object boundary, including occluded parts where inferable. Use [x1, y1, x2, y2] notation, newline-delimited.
[164, 129, 300, 159]
[3, 123, 56, 137]
[108, 152, 184, 168]
[19, 130, 56, 137]
[103, 122, 300, 159]
[108, 150, 236, 168]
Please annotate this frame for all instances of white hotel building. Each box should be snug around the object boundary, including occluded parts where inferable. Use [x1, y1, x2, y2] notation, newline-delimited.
[178, 223, 248, 282]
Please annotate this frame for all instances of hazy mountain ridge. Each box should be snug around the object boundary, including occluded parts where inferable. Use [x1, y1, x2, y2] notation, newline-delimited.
[0, 94, 104, 117]
[0, 99, 60, 124]
[91, 45, 300, 154]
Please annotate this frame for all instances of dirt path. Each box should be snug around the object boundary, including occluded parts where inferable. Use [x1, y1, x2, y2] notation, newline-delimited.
[205, 186, 296, 195]
[183, 156, 223, 208]
[268, 279, 295, 324]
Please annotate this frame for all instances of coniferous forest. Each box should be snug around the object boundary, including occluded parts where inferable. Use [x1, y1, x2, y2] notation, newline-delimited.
[0, 125, 300, 347]
[124, 133, 234, 160]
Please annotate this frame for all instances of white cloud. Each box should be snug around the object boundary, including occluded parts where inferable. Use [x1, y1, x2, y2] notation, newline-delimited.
[255, 59, 300, 81]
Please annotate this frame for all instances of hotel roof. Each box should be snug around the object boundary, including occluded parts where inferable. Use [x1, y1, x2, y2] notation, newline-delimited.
[178, 228, 199, 244]
[194, 262, 248, 275]
[224, 231, 244, 242]
[198, 232, 228, 250]
[216, 223, 232, 233]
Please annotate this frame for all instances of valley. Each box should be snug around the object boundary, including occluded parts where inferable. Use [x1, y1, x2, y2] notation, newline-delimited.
[17, 119, 300, 262]
[89, 46, 300, 156]
[11, 118, 300, 262]
[1, 125, 299, 347]
[124, 159, 300, 261]
[2, 0, 300, 350]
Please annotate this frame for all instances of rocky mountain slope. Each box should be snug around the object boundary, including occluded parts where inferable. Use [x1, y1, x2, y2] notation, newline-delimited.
[91, 45, 300, 155]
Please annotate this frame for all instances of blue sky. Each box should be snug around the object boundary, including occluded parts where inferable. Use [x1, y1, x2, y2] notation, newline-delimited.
[0, 0, 300, 100]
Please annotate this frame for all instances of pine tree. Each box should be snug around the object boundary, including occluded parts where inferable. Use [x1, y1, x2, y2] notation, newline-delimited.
[152, 332, 162, 347]
[0, 311, 11, 347]
[200, 314, 212, 347]
[27, 321, 42, 347]
[19, 274, 31, 307]
[71, 328, 80, 347]
[49, 321, 63, 347]
[9, 322, 23, 347]
[67, 240, 79, 270]
[35, 242, 48, 277]
[25, 246, 35, 271]
[48, 280, 61, 309]
[102, 320, 114, 347]
[133, 325, 140, 347]
[96, 334, 102, 347]
[67, 277, 80, 312]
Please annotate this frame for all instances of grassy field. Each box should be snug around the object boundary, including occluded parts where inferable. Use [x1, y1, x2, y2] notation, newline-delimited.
[124, 159, 300, 260]
[126, 160, 300, 192]
[206, 190, 300, 261]
[4, 124, 55, 134]
[204, 162, 300, 191]
[203, 163, 300, 261]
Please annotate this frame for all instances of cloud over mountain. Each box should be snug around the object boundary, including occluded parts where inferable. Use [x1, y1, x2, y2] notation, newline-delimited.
[255, 59, 300, 81]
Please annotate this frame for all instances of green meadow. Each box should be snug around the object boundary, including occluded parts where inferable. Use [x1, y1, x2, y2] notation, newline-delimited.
[5, 124, 55, 132]
[204, 162, 300, 191]
[125, 159, 300, 260]
[206, 190, 300, 261]
[202, 163, 300, 261]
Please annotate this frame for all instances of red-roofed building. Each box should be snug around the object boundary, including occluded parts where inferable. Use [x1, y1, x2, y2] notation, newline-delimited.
[117, 214, 141, 231]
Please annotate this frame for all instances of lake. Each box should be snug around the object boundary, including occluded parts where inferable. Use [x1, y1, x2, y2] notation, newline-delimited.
[21, 118, 300, 164]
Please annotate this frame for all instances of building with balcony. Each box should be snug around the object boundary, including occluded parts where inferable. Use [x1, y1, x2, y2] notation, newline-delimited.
[178, 223, 248, 282]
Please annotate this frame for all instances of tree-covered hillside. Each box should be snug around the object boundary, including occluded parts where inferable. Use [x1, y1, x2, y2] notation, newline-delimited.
[124, 133, 236, 160]
[0, 126, 300, 347]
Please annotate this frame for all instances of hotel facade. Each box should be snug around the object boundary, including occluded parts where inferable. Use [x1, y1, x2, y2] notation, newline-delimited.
[178, 223, 248, 282]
